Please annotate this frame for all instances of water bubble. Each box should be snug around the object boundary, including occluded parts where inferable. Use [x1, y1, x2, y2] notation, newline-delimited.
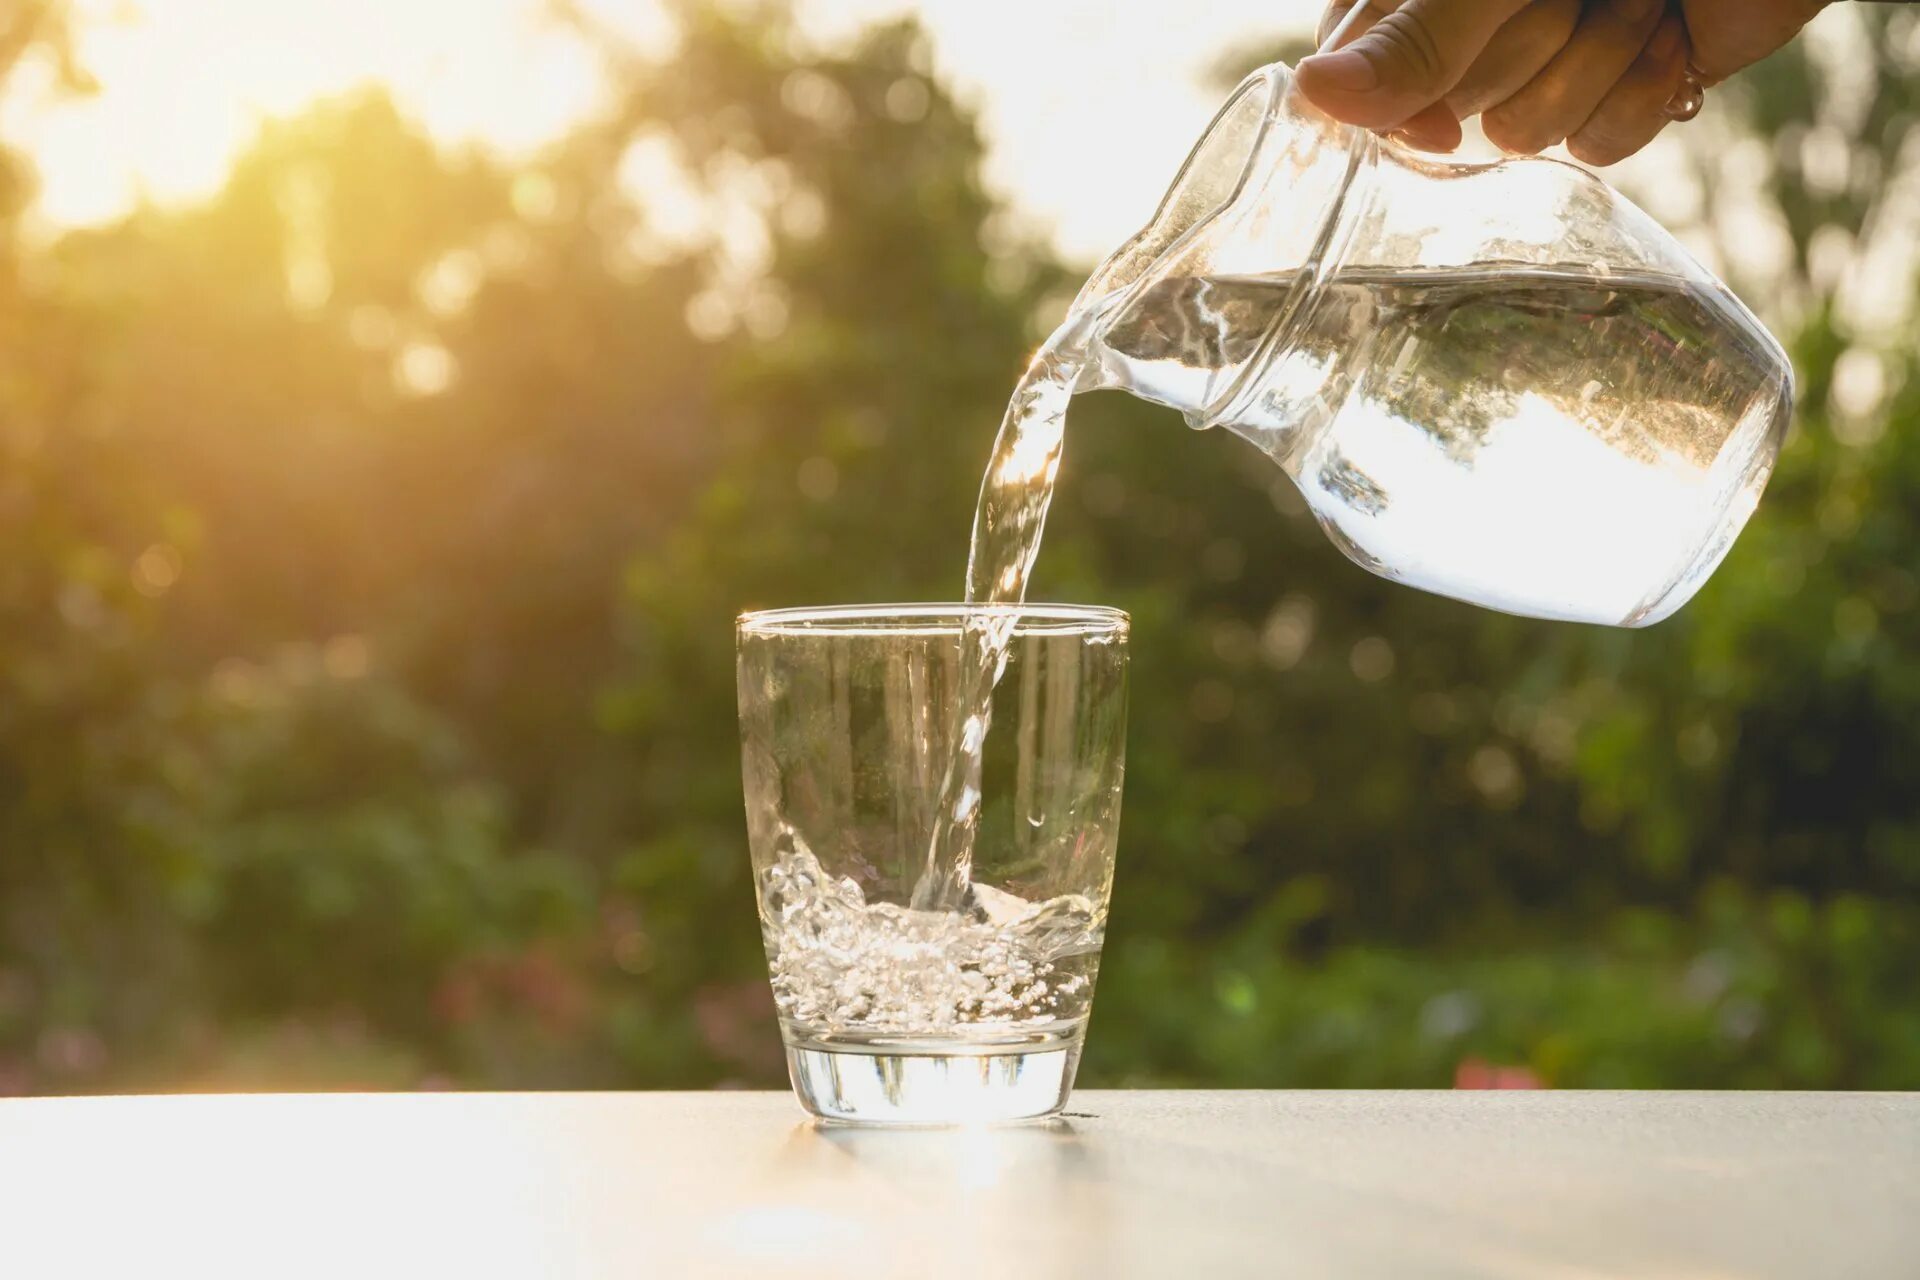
[758, 840, 1102, 1035]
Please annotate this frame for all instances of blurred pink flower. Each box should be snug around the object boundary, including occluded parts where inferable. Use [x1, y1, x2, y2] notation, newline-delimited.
[1454, 1057, 1544, 1089]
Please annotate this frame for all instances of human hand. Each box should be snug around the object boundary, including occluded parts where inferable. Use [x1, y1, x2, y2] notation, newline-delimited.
[1294, 0, 1832, 165]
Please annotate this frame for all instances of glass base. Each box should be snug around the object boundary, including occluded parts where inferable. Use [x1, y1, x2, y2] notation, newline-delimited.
[785, 1039, 1082, 1126]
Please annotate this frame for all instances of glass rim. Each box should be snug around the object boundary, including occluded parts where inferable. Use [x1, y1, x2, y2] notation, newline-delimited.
[737, 602, 1129, 638]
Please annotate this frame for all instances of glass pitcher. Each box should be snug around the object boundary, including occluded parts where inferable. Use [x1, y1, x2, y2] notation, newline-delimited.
[1071, 62, 1793, 627]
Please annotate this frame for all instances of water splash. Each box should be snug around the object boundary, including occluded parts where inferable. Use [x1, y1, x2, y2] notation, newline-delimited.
[762, 832, 1103, 1036]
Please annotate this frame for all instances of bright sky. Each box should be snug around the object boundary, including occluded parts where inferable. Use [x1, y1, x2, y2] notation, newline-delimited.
[0, 0, 1320, 262]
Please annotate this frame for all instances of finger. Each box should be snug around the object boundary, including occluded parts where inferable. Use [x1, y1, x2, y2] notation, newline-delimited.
[1393, 101, 1465, 151]
[1311, 1, 1463, 150]
[1482, 0, 1666, 156]
[1682, 0, 1827, 86]
[1567, 13, 1690, 165]
[1444, 0, 1582, 120]
[1296, 0, 1536, 131]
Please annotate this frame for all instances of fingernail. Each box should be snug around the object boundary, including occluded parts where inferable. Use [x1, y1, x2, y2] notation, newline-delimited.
[1300, 49, 1380, 94]
[1388, 127, 1455, 154]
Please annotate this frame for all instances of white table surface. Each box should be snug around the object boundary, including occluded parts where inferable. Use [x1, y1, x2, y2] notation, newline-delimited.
[0, 1089, 1914, 1278]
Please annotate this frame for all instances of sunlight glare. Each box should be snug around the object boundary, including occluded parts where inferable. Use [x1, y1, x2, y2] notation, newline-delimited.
[2, 0, 674, 230]
[3, 0, 1319, 260]
[993, 417, 1063, 486]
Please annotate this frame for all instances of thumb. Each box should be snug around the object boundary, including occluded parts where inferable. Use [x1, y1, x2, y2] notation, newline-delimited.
[1297, 0, 1532, 130]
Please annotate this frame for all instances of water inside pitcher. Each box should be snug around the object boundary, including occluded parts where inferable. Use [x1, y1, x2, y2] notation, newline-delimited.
[1072, 62, 1793, 627]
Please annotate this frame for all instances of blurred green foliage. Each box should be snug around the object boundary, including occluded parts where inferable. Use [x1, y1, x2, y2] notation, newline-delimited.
[0, 1, 1915, 1093]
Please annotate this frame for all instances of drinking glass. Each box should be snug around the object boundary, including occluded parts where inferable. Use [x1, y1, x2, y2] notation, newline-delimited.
[737, 604, 1128, 1124]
